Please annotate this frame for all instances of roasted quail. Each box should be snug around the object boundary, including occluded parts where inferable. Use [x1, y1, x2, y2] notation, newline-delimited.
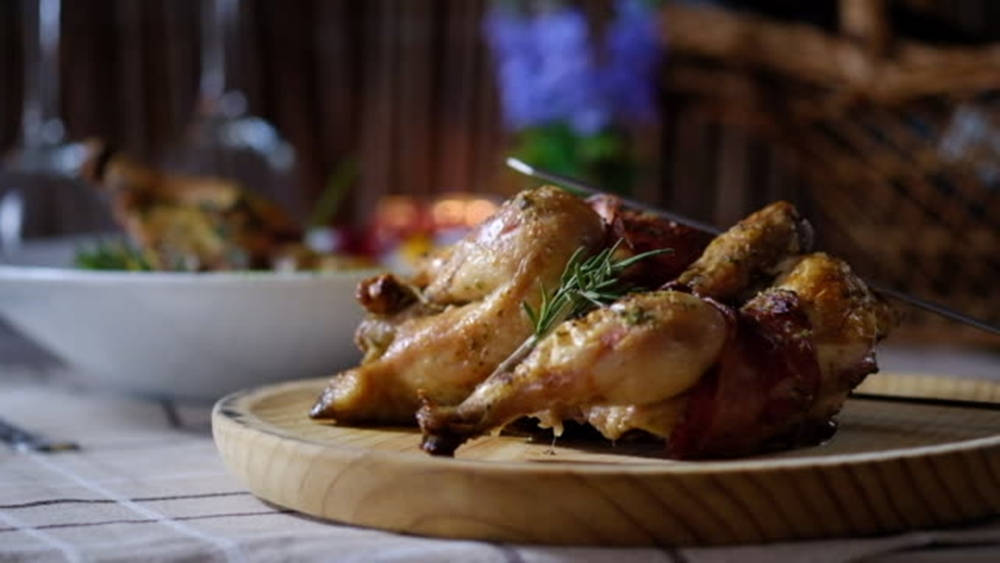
[310, 186, 892, 459]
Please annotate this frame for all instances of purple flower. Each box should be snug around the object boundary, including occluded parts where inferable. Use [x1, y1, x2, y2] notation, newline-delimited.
[602, 0, 661, 122]
[484, 0, 662, 134]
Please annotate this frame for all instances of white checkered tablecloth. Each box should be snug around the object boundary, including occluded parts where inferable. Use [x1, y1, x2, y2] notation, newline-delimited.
[2, 363, 999, 563]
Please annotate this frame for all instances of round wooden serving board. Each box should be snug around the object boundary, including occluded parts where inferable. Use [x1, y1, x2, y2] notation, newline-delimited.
[212, 373, 1000, 546]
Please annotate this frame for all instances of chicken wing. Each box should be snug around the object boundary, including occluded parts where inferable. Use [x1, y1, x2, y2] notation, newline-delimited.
[676, 201, 813, 302]
[309, 186, 607, 424]
[668, 252, 892, 457]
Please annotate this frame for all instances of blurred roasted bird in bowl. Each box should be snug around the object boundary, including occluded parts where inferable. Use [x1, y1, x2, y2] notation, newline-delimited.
[309, 185, 893, 459]
[76, 140, 359, 272]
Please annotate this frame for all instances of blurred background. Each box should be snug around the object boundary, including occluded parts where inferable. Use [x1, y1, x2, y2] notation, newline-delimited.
[1, 0, 998, 359]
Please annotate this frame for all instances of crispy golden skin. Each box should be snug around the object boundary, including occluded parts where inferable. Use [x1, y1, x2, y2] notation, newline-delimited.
[309, 186, 607, 424]
[417, 199, 892, 457]
[666, 252, 892, 458]
[302, 185, 891, 458]
[772, 253, 894, 424]
[676, 201, 812, 302]
[420, 252, 891, 457]
[417, 290, 729, 453]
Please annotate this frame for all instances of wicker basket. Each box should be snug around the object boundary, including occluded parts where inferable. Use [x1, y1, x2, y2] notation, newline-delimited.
[660, 0, 1000, 347]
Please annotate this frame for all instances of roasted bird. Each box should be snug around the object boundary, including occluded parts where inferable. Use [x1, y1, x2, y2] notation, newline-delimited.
[420, 251, 892, 458]
[310, 187, 607, 423]
[311, 186, 893, 459]
[78, 140, 315, 271]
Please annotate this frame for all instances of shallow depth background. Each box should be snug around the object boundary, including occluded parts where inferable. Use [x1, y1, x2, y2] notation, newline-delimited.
[1, 0, 998, 353]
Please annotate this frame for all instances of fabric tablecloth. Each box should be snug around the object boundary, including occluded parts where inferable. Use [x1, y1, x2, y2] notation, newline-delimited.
[1, 366, 999, 563]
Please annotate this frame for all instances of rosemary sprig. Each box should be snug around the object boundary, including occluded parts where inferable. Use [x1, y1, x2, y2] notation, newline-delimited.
[489, 239, 671, 379]
[521, 239, 672, 338]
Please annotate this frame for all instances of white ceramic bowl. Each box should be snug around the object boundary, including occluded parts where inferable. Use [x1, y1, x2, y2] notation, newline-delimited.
[0, 237, 377, 400]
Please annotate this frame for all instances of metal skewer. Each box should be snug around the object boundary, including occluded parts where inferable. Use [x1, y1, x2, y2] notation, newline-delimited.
[506, 157, 1000, 337]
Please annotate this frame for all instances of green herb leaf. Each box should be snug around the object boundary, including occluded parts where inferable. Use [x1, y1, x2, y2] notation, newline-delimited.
[74, 241, 153, 271]
[308, 158, 357, 228]
[524, 239, 672, 339]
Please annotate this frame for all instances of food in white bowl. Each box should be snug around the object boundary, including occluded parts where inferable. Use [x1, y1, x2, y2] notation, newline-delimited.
[0, 237, 378, 400]
[0, 142, 380, 400]
[74, 140, 370, 273]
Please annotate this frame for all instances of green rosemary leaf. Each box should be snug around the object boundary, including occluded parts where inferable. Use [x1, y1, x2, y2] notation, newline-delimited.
[614, 247, 675, 270]
[523, 238, 672, 339]
[521, 301, 537, 327]
[74, 241, 153, 271]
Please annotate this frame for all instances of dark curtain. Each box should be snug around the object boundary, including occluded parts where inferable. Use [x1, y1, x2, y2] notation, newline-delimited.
[0, 0, 503, 225]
